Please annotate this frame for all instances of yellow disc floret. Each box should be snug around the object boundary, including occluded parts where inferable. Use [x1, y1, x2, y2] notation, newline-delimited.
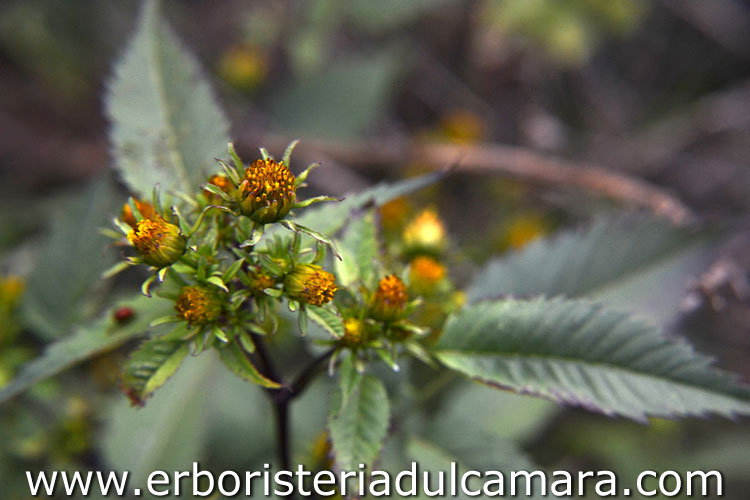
[238, 158, 296, 224]
[370, 275, 408, 321]
[175, 285, 222, 324]
[283, 264, 337, 306]
[127, 217, 186, 268]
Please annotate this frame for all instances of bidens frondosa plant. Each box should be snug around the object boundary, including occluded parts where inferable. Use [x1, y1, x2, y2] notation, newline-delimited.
[4, 1, 750, 489]
[105, 139, 443, 415]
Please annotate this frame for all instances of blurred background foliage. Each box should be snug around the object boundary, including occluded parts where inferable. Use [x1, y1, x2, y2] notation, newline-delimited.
[0, 0, 749, 499]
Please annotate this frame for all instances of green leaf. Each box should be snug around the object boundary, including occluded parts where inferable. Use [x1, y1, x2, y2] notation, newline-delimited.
[295, 171, 445, 237]
[21, 176, 117, 339]
[435, 381, 558, 443]
[467, 216, 713, 322]
[0, 295, 173, 404]
[271, 50, 401, 139]
[217, 342, 281, 388]
[337, 355, 362, 412]
[434, 297, 750, 421]
[405, 437, 543, 500]
[121, 338, 189, 406]
[102, 352, 216, 489]
[328, 374, 390, 470]
[106, 0, 229, 198]
[335, 208, 379, 288]
[306, 304, 345, 339]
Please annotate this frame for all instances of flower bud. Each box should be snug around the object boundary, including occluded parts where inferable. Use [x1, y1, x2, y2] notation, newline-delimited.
[238, 158, 296, 224]
[403, 209, 446, 254]
[127, 217, 186, 268]
[283, 264, 337, 306]
[121, 199, 158, 228]
[409, 256, 446, 293]
[175, 285, 222, 324]
[370, 275, 408, 322]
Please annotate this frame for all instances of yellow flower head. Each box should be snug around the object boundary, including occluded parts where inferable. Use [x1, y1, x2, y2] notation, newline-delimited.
[341, 317, 367, 347]
[283, 264, 337, 306]
[238, 158, 296, 224]
[409, 256, 446, 292]
[370, 275, 408, 321]
[121, 199, 158, 228]
[175, 285, 222, 324]
[127, 217, 186, 268]
[403, 208, 446, 253]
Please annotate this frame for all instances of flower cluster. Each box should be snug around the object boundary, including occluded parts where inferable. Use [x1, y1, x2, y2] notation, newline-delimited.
[105, 142, 348, 400]
[105, 140, 456, 402]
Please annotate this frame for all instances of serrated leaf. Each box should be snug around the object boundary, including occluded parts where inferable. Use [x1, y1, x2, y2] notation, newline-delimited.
[217, 342, 280, 388]
[306, 304, 345, 339]
[22, 176, 117, 339]
[335, 209, 379, 287]
[329, 374, 390, 470]
[434, 297, 750, 422]
[121, 338, 189, 406]
[0, 295, 173, 404]
[467, 216, 713, 323]
[106, 0, 229, 198]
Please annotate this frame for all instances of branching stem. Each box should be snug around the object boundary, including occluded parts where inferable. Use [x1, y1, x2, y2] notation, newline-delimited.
[241, 333, 335, 473]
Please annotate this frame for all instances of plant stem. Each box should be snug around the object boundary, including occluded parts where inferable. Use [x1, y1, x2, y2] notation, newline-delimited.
[289, 347, 336, 396]
[243, 334, 335, 472]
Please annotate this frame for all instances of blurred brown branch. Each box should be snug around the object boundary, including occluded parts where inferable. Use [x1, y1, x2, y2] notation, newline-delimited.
[244, 133, 695, 225]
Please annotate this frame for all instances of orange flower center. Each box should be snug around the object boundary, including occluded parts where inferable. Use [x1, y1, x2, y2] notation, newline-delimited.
[127, 217, 173, 255]
[240, 159, 296, 207]
[175, 286, 221, 324]
[299, 269, 337, 306]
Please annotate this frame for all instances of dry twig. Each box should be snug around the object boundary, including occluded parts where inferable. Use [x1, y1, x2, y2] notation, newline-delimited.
[244, 133, 695, 225]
